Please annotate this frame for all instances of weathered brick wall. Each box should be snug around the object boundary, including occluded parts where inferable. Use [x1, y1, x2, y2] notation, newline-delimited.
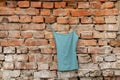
[0, 0, 120, 80]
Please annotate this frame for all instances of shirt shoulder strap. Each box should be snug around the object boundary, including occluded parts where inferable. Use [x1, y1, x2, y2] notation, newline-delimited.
[73, 22, 78, 30]
[48, 24, 55, 33]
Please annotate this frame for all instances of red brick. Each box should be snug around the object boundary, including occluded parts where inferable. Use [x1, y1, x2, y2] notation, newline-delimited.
[93, 9, 104, 16]
[93, 9, 119, 16]
[50, 62, 58, 70]
[92, 32, 100, 39]
[68, 17, 79, 24]
[37, 39, 48, 46]
[6, 1, 17, 8]
[16, 46, 28, 54]
[3, 47, 15, 53]
[22, 24, 45, 30]
[103, 77, 111, 80]
[78, 2, 89, 8]
[43, 2, 54, 8]
[0, 47, 2, 53]
[81, 31, 93, 39]
[37, 55, 52, 63]
[76, 25, 93, 32]
[0, 24, 20, 30]
[49, 39, 56, 47]
[88, 47, 102, 54]
[98, 39, 108, 46]
[77, 47, 88, 53]
[1, 18, 9, 23]
[28, 47, 40, 53]
[45, 32, 53, 39]
[41, 48, 53, 54]
[97, 0, 108, 2]
[81, 17, 93, 23]
[25, 39, 48, 46]
[19, 16, 31, 23]
[32, 16, 44, 23]
[29, 54, 36, 62]
[102, 2, 114, 9]
[93, 17, 105, 24]
[55, 2, 66, 8]
[110, 40, 120, 47]
[8, 15, 19, 22]
[113, 48, 120, 53]
[53, 48, 57, 54]
[95, 24, 118, 31]
[21, 31, 33, 38]
[45, 16, 55, 23]
[90, 1, 101, 9]
[34, 70, 56, 78]
[8, 31, 21, 38]
[77, 0, 88, 1]
[71, 10, 92, 17]
[0, 54, 4, 60]
[92, 54, 103, 63]
[78, 39, 97, 46]
[33, 31, 44, 39]
[26, 62, 36, 69]
[31, 2, 41, 8]
[54, 55, 57, 62]
[17, 1, 29, 7]
[15, 62, 26, 69]
[51, 23, 69, 32]
[1, 39, 23, 46]
[0, 7, 15, 15]
[25, 39, 36, 46]
[3, 62, 14, 70]
[63, 0, 76, 1]
[15, 62, 36, 70]
[57, 17, 68, 24]
[116, 77, 120, 80]
[38, 62, 49, 70]
[40, 9, 51, 16]
[53, 9, 69, 16]
[105, 16, 117, 23]
[88, 46, 112, 54]
[14, 55, 28, 62]
[0, 1, 6, 7]
[16, 8, 39, 15]
[93, 31, 116, 39]
[67, 2, 77, 8]
[0, 16, 3, 22]
[5, 55, 13, 62]
[0, 31, 8, 38]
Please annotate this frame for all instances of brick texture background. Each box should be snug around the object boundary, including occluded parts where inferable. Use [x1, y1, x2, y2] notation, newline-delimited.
[0, 0, 120, 80]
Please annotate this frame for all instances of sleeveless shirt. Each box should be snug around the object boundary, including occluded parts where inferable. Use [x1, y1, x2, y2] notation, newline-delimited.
[49, 24, 79, 71]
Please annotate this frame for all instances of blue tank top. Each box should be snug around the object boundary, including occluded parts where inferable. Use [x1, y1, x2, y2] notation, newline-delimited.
[49, 24, 79, 71]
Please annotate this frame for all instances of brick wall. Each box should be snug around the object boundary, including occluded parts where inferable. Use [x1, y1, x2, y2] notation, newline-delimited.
[0, 0, 120, 80]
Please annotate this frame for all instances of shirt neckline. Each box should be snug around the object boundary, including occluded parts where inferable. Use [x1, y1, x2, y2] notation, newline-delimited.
[53, 30, 75, 36]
